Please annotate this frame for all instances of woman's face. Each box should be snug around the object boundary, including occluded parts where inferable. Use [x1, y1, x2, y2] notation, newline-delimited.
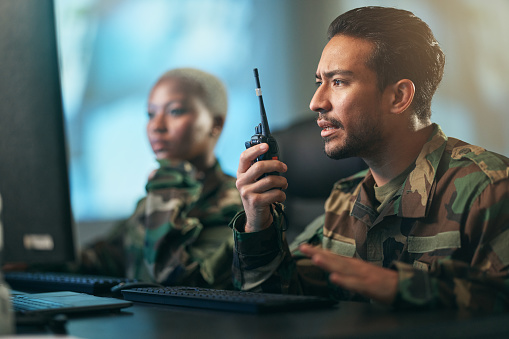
[146, 78, 217, 163]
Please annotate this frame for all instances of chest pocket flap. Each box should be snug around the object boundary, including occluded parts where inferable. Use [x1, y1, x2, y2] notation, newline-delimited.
[322, 235, 356, 258]
[407, 230, 461, 253]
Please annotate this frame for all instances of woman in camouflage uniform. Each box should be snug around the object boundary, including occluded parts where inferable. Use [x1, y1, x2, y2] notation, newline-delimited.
[80, 68, 242, 289]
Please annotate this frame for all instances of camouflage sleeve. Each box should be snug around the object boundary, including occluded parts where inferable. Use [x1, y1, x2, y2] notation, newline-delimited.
[393, 179, 509, 312]
[230, 204, 338, 297]
[230, 204, 292, 292]
[77, 218, 135, 277]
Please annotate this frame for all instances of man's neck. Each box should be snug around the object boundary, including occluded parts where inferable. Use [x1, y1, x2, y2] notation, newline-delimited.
[365, 122, 434, 187]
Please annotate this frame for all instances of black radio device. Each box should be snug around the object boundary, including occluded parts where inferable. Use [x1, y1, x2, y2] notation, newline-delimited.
[245, 68, 280, 176]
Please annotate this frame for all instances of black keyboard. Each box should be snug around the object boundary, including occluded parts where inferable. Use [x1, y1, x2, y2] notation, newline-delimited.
[4, 272, 137, 296]
[121, 286, 338, 313]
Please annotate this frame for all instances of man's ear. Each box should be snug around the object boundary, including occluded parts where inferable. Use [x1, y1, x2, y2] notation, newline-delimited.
[210, 116, 225, 138]
[389, 79, 415, 114]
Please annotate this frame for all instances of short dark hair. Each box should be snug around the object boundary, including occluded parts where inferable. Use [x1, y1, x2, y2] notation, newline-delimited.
[328, 6, 445, 120]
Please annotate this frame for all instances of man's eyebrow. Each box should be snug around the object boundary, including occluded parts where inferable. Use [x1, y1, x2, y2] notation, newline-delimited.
[315, 69, 354, 79]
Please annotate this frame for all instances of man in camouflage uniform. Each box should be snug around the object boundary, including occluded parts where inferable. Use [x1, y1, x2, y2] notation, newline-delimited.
[231, 7, 509, 311]
[79, 68, 243, 289]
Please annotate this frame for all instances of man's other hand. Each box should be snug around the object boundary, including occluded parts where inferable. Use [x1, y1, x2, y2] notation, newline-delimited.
[299, 243, 398, 305]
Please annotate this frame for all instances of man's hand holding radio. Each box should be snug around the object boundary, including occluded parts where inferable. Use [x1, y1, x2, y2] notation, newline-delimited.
[236, 143, 288, 233]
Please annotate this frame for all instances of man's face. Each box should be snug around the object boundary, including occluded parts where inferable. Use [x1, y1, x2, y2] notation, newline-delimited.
[146, 78, 215, 162]
[310, 34, 386, 160]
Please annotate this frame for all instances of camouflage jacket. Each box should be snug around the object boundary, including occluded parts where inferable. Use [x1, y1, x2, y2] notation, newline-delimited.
[80, 159, 242, 289]
[230, 124, 509, 311]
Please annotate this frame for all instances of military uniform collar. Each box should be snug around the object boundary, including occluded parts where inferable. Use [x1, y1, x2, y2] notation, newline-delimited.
[351, 124, 447, 225]
[399, 124, 447, 218]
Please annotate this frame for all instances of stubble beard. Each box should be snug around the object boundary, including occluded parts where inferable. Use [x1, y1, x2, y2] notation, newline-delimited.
[323, 134, 362, 160]
[323, 123, 381, 160]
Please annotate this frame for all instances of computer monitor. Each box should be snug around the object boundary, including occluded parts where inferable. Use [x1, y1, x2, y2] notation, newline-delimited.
[0, 0, 76, 265]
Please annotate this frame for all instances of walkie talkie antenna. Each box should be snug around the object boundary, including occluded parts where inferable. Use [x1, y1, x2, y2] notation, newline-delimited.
[246, 68, 280, 174]
[253, 68, 271, 136]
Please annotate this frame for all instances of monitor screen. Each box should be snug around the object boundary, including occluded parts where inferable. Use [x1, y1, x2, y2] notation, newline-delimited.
[0, 0, 76, 265]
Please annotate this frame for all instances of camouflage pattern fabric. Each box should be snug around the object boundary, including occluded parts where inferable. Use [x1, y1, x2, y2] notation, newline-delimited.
[80, 159, 242, 289]
[230, 124, 509, 311]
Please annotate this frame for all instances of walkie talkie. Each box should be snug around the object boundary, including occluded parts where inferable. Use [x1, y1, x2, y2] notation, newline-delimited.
[245, 68, 280, 176]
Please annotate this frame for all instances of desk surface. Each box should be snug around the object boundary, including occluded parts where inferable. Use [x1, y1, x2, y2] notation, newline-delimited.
[17, 300, 509, 338]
